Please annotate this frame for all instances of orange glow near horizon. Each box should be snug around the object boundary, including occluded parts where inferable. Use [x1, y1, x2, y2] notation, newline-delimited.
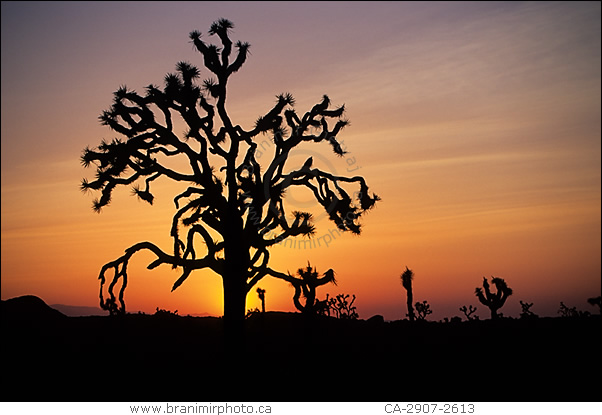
[2, 2, 600, 321]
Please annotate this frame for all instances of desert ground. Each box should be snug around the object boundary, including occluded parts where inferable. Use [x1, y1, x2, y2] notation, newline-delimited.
[2, 295, 600, 402]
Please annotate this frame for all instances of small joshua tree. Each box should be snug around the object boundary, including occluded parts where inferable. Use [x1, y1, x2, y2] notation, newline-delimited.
[519, 300, 538, 319]
[400, 266, 415, 321]
[414, 300, 432, 321]
[558, 302, 590, 318]
[256, 287, 266, 313]
[475, 276, 512, 320]
[329, 293, 358, 320]
[558, 302, 578, 318]
[282, 262, 337, 315]
[459, 305, 478, 321]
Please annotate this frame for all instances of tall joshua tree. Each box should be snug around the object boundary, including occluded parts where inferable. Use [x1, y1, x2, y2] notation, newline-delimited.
[475, 276, 513, 320]
[400, 266, 415, 321]
[80, 19, 379, 336]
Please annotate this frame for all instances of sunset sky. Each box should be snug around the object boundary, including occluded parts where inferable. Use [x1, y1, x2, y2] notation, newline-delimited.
[2, 1, 600, 321]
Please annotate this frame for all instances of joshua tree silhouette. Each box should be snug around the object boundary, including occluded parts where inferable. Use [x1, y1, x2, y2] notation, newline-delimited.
[329, 293, 359, 320]
[400, 266, 415, 321]
[80, 18, 379, 336]
[256, 288, 266, 313]
[519, 300, 538, 319]
[414, 300, 432, 321]
[459, 305, 478, 321]
[558, 302, 579, 318]
[475, 276, 513, 320]
[279, 262, 336, 315]
[557, 302, 591, 318]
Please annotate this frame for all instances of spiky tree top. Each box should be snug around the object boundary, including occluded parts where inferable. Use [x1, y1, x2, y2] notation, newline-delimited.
[81, 19, 379, 315]
[400, 266, 414, 291]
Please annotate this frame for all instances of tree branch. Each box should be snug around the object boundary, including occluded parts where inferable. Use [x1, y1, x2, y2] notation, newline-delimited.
[98, 241, 222, 314]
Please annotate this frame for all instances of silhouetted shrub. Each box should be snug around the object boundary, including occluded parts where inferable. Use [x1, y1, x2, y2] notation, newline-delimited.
[415, 300, 432, 321]
[558, 302, 590, 318]
[519, 301, 538, 319]
[329, 294, 358, 320]
[459, 305, 478, 321]
[154, 307, 178, 317]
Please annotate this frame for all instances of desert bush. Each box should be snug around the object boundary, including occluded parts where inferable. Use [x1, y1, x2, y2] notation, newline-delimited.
[519, 301, 538, 319]
[415, 300, 432, 321]
[459, 305, 478, 321]
[329, 294, 358, 320]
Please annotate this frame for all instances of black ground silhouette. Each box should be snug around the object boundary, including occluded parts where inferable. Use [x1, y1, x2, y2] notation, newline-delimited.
[2, 295, 600, 402]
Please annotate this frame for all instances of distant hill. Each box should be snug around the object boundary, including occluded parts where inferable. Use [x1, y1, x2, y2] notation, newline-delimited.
[49, 303, 106, 317]
[186, 311, 215, 317]
[1, 295, 67, 321]
[2, 296, 214, 317]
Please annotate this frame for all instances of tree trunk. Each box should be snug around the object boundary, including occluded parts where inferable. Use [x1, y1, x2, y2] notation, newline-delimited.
[406, 288, 415, 321]
[304, 287, 316, 315]
[220, 264, 247, 394]
[222, 273, 247, 344]
[222, 205, 249, 344]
